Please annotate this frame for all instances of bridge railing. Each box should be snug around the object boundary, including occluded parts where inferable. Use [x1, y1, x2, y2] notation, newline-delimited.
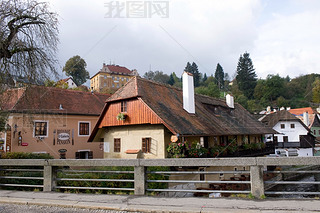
[0, 157, 319, 198]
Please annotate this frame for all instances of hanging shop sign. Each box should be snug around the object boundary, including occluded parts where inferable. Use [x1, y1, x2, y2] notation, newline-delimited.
[57, 130, 71, 145]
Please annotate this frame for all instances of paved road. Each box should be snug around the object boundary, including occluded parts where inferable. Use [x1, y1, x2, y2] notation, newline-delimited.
[0, 190, 320, 212]
[0, 203, 141, 213]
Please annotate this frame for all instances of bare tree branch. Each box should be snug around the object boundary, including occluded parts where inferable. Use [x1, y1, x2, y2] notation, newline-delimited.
[0, 0, 59, 86]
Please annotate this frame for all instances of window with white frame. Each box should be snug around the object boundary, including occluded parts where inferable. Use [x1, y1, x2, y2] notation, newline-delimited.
[34, 121, 48, 137]
[78, 121, 90, 136]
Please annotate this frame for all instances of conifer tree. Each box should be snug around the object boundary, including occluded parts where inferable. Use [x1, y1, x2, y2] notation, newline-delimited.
[214, 63, 224, 90]
[235, 52, 257, 99]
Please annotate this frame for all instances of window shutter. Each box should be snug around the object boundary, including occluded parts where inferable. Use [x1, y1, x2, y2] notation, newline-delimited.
[75, 152, 80, 159]
[88, 151, 93, 159]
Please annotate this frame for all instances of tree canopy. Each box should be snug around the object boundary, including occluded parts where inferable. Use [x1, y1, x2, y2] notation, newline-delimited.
[63, 55, 89, 86]
[235, 52, 257, 99]
[143, 70, 170, 84]
[0, 0, 59, 84]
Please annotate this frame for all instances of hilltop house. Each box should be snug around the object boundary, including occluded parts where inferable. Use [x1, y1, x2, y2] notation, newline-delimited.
[89, 73, 276, 159]
[58, 77, 77, 88]
[260, 110, 315, 157]
[0, 86, 110, 159]
[90, 64, 139, 93]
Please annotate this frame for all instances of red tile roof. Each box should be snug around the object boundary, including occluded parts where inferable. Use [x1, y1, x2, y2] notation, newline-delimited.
[1, 86, 110, 115]
[289, 107, 315, 116]
[96, 77, 276, 136]
[90, 64, 135, 79]
[105, 65, 132, 74]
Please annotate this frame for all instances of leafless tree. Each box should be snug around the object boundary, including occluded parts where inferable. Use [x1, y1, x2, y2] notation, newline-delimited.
[0, 0, 59, 84]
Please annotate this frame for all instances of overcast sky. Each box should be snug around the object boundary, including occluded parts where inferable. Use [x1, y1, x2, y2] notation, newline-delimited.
[48, 0, 320, 83]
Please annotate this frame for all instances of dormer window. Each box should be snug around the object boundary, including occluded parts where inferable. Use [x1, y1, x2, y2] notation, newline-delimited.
[281, 124, 285, 129]
[121, 101, 127, 112]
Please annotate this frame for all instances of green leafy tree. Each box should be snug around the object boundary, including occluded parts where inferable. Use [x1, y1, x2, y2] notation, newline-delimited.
[143, 70, 170, 84]
[276, 96, 289, 108]
[247, 100, 263, 114]
[312, 78, 320, 104]
[63, 55, 89, 86]
[214, 63, 224, 90]
[253, 79, 265, 100]
[236, 94, 248, 109]
[264, 74, 285, 101]
[195, 82, 220, 98]
[235, 52, 257, 99]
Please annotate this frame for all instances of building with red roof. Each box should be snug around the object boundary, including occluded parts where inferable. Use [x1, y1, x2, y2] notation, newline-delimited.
[88, 75, 276, 159]
[90, 63, 139, 93]
[0, 86, 110, 159]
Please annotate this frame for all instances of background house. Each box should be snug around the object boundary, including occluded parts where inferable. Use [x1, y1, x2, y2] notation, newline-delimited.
[260, 110, 315, 157]
[0, 86, 110, 159]
[58, 77, 77, 88]
[89, 74, 276, 159]
[90, 64, 139, 93]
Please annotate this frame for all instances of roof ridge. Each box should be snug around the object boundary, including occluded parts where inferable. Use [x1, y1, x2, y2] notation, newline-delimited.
[137, 77, 227, 103]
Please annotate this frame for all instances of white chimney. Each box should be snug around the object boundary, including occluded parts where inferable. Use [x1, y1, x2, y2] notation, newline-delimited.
[182, 71, 195, 114]
[267, 106, 271, 114]
[226, 94, 234, 108]
[303, 111, 310, 126]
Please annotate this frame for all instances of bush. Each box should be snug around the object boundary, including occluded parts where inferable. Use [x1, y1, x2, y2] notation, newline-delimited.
[1, 152, 54, 159]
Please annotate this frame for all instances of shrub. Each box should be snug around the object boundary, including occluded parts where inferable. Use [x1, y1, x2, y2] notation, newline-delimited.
[1, 152, 53, 159]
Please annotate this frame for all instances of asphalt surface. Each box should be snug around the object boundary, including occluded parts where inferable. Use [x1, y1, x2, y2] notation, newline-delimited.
[0, 203, 139, 213]
[0, 190, 320, 213]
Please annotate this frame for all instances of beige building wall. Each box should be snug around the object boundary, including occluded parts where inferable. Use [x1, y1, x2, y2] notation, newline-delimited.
[90, 73, 133, 93]
[0, 113, 103, 159]
[97, 124, 169, 159]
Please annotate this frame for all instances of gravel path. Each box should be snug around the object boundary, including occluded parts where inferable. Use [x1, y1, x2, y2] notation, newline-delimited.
[0, 203, 142, 213]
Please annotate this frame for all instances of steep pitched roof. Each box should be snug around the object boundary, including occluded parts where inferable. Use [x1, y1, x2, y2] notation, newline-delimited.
[1, 86, 110, 115]
[260, 110, 308, 130]
[105, 65, 132, 74]
[99, 77, 275, 136]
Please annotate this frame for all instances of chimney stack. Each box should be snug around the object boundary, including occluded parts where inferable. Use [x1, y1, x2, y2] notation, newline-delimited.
[303, 111, 310, 127]
[226, 94, 234, 108]
[182, 71, 195, 114]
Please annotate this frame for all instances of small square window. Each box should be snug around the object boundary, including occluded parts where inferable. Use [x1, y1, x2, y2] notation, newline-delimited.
[79, 122, 90, 136]
[290, 124, 295, 128]
[280, 124, 285, 129]
[34, 121, 48, 137]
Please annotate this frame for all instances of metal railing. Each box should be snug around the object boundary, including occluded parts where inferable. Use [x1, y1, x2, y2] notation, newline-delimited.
[0, 157, 319, 198]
